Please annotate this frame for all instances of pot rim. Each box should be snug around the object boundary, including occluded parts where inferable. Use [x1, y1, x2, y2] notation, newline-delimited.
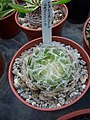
[57, 108, 90, 120]
[83, 17, 90, 50]
[15, 4, 68, 31]
[0, 10, 16, 21]
[8, 36, 90, 111]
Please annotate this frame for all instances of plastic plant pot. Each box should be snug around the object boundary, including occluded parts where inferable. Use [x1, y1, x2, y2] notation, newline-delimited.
[15, 4, 68, 40]
[0, 1, 20, 39]
[8, 36, 90, 111]
[57, 109, 90, 120]
[66, 0, 90, 24]
[83, 17, 90, 57]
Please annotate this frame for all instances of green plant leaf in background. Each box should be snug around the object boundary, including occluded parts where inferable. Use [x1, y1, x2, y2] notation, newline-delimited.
[0, 9, 14, 19]
[52, 0, 71, 5]
[0, 3, 3, 12]
[9, 0, 72, 13]
[0, 0, 15, 19]
[9, 3, 39, 13]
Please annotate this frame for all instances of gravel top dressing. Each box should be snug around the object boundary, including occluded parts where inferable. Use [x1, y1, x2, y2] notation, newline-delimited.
[12, 41, 88, 109]
[18, 5, 65, 29]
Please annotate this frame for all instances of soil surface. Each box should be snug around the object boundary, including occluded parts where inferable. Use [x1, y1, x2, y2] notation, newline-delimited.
[18, 5, 65, 29]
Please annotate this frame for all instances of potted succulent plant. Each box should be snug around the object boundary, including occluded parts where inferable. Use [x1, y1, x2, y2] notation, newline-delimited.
[0, 0, 19, 39]
[83, 17, 90, 56]
[66, 0, 90, 24]
[57, 109, 90, 120]
[9, 0, 71, 40]
[0, 53, 4, 77]
[8, 36, 90, 111]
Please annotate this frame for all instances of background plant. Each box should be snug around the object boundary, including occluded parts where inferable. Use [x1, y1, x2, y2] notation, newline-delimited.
[0, 0, 15, 19]
[9, 0, 71, 14]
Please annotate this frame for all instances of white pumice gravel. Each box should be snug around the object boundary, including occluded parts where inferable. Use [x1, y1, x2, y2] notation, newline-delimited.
[18, 5, 65, 29]
[12, 41, 89, 108]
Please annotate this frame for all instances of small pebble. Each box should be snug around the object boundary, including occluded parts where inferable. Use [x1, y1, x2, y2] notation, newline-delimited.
[81, 84, 86, 90]
[26, 99, 31, 103]
[31, 102, 36, 106]
[70, 92, 79, 99]
[79, 60, 86, 65]
[57, 103, 61, 107]
[80, 75, 88, 83]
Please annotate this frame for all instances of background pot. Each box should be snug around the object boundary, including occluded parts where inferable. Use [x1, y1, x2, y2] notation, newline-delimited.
[0, 53, 4, 77]
[0, 1, 20, 39]
[8, 36, 90, 111]
[83, 17, 90, 56]
[15, 4, 68, 40]
[66, 0, 90, 24]
[57, 109, 90, 120]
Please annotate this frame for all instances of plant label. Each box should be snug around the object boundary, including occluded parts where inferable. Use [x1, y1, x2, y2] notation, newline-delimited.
[12, 0, 15, 3]
[41, 0, 52, 44]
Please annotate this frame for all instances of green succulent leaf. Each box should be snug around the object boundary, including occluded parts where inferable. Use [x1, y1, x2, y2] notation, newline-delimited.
[0, 8, 14, 19]
[19, 12, 26, 18]
[87, 37, 90, 45]
[0, 3, 3, 11]
[52, 0, 71, 5]
[9, 3, 38, 13]
[26, 44, 77, 92]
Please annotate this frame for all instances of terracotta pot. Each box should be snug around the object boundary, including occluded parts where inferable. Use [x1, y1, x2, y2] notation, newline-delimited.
[0, 1, 20, 39]
[0, 53, 5, 77]
[15, 4, 68, 40]
[66, 0, 90, 24]
[83, 17, 90, 57]
[57, 109, 90, 120]
[8, 36, 90, 111]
